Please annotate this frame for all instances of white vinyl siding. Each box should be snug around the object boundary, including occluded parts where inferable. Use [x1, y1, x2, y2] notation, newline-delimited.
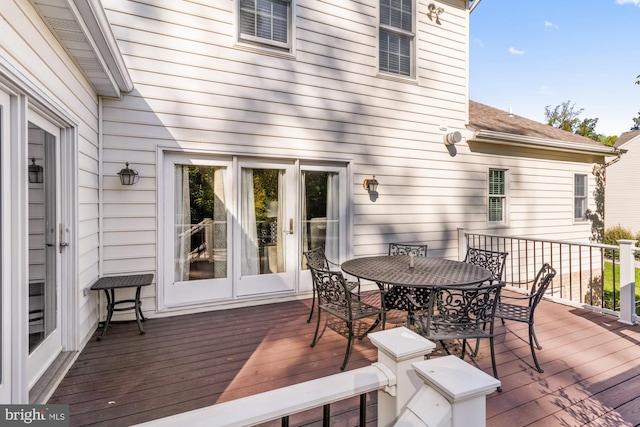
[605, 136, 640, 233]
[239, 0, 291, 50]
[574, 174, 587, 221]
[379, 0, 414, 77]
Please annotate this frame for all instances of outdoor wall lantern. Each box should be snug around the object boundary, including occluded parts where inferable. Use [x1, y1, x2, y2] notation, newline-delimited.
[427, 3, 444, 23]
[362, 175, 379, 193]
[28, 157, 44, 184]
[117, 162, 139, 186]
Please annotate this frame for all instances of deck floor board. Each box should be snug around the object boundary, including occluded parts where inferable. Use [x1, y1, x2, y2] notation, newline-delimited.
[48, 292, 640, 426]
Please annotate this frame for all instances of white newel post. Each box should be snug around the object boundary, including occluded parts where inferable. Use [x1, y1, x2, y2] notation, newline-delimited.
[368, 327, 436, 427]
[398, 355, 500, 427]
[617, 239, 638, 325]
[457, 227, 468, 261]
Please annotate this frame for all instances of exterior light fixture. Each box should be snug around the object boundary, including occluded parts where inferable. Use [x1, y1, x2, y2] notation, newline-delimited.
[444, 131, 462, 146]
[427, 3, 445, 23]
[362, 175, 379, 193]
[117, 162, 139, 186]
[28, 157, 44, 183]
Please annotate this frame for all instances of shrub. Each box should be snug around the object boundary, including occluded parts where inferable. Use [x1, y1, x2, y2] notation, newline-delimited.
[604, 225, 637, 259]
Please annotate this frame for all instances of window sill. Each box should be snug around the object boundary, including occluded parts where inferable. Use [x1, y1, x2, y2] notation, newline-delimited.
[376, 72, 419, 86]
[234, 42, 296, 60]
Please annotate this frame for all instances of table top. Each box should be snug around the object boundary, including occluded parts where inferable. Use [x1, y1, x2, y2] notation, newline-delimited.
[90, 274, 154, 291]
[341, 256, 491, 288]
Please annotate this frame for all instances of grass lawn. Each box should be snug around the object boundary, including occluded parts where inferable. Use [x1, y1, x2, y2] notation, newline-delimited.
[603, 261, 640, 300]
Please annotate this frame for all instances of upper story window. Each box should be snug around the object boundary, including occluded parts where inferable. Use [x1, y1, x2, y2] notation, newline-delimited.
[239, 0, 291, 50]
[574, 174, 588, 221]
[379, 0, 414, 77]
[488, 169, 508, 226]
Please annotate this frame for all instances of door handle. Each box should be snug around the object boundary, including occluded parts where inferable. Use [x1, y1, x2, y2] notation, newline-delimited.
[285, 218, 294, 235]
[59, 224, 69, 253]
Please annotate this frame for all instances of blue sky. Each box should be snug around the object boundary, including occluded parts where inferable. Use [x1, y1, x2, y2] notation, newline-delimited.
[469, 0, 640, 137]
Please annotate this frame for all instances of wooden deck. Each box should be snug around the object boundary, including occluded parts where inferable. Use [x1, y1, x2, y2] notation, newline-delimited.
[49, 292, 640, 426]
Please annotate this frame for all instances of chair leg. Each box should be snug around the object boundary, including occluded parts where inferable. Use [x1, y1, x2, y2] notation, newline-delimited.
[310, 307, 322, 347]
[489, 337, 502, 392]
[341, 322, 355, 371]
[307, 285, 316, 323]
[531, 324, 542, 350]
[529, 324, 544, 373]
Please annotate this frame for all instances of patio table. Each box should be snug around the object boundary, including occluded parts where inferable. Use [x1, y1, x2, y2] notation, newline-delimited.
[90, 273, 154, 340]
[341, 256, 491, 289]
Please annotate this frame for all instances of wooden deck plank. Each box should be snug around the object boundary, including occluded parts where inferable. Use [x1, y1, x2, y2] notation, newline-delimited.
[48, 292, 640, 426]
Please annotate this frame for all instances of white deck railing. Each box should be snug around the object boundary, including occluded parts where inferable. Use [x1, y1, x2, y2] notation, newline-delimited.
[459, 228, 638, 325]
[132, 327, 500, 427]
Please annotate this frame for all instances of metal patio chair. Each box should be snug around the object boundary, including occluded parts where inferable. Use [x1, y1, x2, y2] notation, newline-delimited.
[495, 263, 557, 373]
[304, 247, 360, 323]
[382, 243, 430, 313]
[464, 247, 509, 284]
[408, 281, 505, 391]
[308, 265, 386, 370]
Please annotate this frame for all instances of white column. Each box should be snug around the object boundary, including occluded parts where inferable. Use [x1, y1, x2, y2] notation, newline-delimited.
[617, 239, 638, 325]
[457, 227, 468, 261]
[400, 355, 500, 427]
[368, 327, 436, 427]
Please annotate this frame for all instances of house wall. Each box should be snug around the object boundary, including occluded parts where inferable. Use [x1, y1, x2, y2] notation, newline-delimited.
[605, 140, 640, 235]
[100, 0, 600, 317]
[1, 1, 101, 348]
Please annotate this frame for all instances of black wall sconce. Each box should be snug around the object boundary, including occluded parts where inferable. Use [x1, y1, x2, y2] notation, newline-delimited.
[28, 157, 44, 184]
[117, 162, 139, 186]
[362, 175, 379, 193]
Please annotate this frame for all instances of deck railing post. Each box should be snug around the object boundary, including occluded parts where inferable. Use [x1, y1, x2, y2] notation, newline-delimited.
[396, 355, 500, 427]
[458, 227, 468, 261]
[617, 239, 638, 325]
[368, 327, 436, 427]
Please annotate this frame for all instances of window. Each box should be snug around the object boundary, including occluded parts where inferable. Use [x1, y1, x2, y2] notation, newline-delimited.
[239, 0, 291, 50]
[574, 174, 588, 221]
[488, 169, 507, 225]
[379, 0, 414, 77]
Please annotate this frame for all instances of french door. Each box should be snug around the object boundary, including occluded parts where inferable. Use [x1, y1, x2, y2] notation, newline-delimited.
[235, 160, 297, 296]
[26, 112, 63, 389]
[161, 154, 347, 308]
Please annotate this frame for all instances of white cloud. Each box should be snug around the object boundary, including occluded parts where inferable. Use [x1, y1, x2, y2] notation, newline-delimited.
[508, 47, 525, 55]
[544, 21, 559, 30]
[473, 38, 485, 48]
[615, 0, 640, 5]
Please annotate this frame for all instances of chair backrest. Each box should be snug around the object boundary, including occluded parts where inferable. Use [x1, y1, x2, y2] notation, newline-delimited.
[303, 247, 330, 270]
[389, 243, 428, 257]
[428, 281, 505, 331]
[307, 264, 352, 310]
[529, 263, 557, 308]
[464, 247, 509, 281]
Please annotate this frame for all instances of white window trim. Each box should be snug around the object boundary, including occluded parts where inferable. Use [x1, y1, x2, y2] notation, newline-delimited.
[235, 0, 295, 53]
[488, 168, 509, 228]
[377, 0, 416, 79]
[573, 173, 588, 222]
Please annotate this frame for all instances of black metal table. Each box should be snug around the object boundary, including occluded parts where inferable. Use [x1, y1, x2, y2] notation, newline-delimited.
[341, 256, 491, 288]
[90, 274, 154, 340]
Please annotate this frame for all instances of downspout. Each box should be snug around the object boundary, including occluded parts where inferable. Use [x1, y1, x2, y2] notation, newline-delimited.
[98, 96, 104, 281]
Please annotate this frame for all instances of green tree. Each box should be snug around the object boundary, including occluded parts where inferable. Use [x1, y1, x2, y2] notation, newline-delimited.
[544, 100, 583, 133]
[632, 111, 640, 131]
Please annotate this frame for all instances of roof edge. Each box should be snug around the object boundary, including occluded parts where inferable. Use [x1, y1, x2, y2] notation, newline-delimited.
[470, 130, 623, 156]
[71, 0, 134, 94]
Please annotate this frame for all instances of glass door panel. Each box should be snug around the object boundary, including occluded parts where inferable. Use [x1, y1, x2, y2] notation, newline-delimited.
[27, 116, 62, 388]
[236, 162, 296, 296]
[299, 165, 347, 294]
[163, 155, 232, 308]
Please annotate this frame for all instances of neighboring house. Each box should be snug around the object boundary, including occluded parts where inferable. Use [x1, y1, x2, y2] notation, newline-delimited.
[0, 0, 619, 405]
[605, 130, 640, 234]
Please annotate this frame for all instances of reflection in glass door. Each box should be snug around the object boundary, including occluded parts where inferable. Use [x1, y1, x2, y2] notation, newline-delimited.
[236, 163, 296, 296]
[163, 154, 232, 308]
[299, 166, 347, 294]
[27, 117, 62, 388]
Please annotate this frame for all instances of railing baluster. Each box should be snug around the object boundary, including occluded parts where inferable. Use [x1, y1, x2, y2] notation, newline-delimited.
[359, 393, 366, 427]
[281, 415, 289, 427]
[323, 404, 330, 427]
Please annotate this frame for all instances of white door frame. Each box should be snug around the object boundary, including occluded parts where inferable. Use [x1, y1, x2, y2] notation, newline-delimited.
[0, 73, 77, 403]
